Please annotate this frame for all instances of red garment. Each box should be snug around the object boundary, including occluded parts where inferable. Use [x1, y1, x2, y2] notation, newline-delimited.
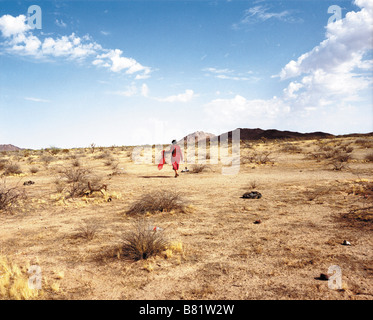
[171, 145, 183, 170]
[158, 150, 165, 170]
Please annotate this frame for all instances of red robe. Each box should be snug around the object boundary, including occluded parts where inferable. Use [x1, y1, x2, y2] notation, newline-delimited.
[158, 150, 166, 170]
[171, 145, 183, 170]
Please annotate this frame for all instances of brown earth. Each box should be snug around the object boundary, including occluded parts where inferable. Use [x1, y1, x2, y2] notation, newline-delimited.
[0, 136, 372, 300]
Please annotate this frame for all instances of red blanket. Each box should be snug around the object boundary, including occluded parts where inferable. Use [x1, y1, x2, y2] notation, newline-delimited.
[158, 150, 165, 170]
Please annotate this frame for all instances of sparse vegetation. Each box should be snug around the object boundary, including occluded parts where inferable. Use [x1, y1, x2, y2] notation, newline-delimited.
[3, 163, 22, 176]
[126, 191, 186, 215]
[121, 219, 168, 261]
[0, 180, 25, 213]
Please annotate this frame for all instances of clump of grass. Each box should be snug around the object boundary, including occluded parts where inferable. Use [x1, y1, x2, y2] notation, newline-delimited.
[29, 166, 39, 174]
[121, 219, 168, 261]
[126, 190, 186, 215]
[74, 221, 100, 241]
[71, 159, 81, 167]
[0, 256, 41, 300]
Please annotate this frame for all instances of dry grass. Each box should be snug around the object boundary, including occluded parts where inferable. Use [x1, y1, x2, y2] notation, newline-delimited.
[126, 190, 186, 215]
[0, 180, 25, 213]
[0, 256, 40, 300]
[121, 219, 168, 261]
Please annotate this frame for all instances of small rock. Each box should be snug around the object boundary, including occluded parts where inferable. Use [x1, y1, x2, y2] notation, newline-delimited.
[242, 191, 262, 199]
[318, 273, 329, 281]
[254, 220, 261, 224]
[342, 240, 351, 246]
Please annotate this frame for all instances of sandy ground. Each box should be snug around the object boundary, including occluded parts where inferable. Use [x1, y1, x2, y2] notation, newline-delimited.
[0, 136, 372, 300]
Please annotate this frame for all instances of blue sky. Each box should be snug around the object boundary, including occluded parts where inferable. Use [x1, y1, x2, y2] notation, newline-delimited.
[0, 0, 372, 149]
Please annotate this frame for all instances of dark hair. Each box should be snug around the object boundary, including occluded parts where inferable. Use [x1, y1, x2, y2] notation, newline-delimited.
[172, 140, 177, 144]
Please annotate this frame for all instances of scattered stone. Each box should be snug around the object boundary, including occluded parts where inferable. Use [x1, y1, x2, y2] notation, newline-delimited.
[254, 220, 261, 224]
[342, 240, 351, 246]
[242, 191, 262, 199]
[317, 273, 329, 281]
[23, 180, 35, 186]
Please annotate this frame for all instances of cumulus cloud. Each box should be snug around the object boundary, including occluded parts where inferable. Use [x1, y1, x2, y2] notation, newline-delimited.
[0, 13, 151, 79]
[0, 14, 30, 37]
[206, 0, 372, 133]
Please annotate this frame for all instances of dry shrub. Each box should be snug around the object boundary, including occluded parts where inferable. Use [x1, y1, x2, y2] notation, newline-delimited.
[342, 207, 373, 223]
[0, 180, 25, 213]
[242, 151, 273, 165]
[365, 152, 373, 162]
[191, 164, 207, 173]
[59, 167, 93, 198]
[40, 155, 54, 167]
[29, 166, 39, 174]
[281, 143, 302, 153]
[71, 159, 81, 167]
[122, 219, 168, 261]
[95, 151, 111, 160]
[74, 221, 100, 240]
[355, 138, 373, 148]
[126, 190, 186, 215]
[0, 159, 8, 171]
[3, 163, 22, 176]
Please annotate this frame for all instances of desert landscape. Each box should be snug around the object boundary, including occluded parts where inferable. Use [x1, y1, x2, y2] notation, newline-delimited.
[1, 130, 372, 300]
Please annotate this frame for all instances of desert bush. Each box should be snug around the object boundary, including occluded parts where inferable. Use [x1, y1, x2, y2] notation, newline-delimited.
[40, 155, 54, 167]
[191, 164, 206, 173]
[74, 221, 100, 241]
[355, 138, 373, 149]
[121, 219, 168, 261]
[71, 159, 81, 167]
[241, 151, 273, 165]
[281, 143, 302, 153]
[59, 167, 92, 198]
[0, 180, 25, 212]
[3, 163, 22, 176]
[95, 151, 111, 160]
[126, 191, 186, 215]
[365, 152, 373, 162]
[29, 166, 39, 174]
[0, 159, 8, 171]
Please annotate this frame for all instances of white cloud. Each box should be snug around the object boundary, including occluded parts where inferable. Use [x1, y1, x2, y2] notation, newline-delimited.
[0, 14, 30, 37]
[203, 67, 255, 81]
[94, 48, 151, 78]
[55, 19, 67, 28]
[24, 97, 51, 103]
[100, 31, 110, 36]
[233, 5, 301, 29]
[155, 89, 196, 103]
[0, 13, 151, 79]
[206, 0, 372, 133]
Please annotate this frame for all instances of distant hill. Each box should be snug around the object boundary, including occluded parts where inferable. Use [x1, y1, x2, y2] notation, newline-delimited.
[177, 131, 216, 145]
[0, 144, 22, 151]
[210, 128, 335, 142]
